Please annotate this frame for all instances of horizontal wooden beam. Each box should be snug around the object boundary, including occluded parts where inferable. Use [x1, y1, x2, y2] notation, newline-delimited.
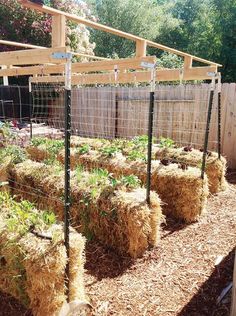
[0, 39, 108, 60]
[0, 39, 45, 49]
[19, 0, 221, 67]
[0, 47, 70, 66]
[0, 56, 156, 77]
[30, 65, 218, 85]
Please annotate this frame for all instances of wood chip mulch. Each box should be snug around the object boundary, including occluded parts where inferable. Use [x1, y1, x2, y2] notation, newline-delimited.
[1, 172, 235, 316]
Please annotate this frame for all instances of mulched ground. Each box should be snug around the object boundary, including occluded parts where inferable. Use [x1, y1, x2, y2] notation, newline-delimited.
[1, 171, 235, 316]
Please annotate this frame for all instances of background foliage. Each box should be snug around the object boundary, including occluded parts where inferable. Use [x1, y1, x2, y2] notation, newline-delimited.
[0, 0, 236, 82]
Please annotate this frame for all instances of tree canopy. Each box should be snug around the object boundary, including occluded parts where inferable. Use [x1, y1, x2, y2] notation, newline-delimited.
[0, 0, 236, 82]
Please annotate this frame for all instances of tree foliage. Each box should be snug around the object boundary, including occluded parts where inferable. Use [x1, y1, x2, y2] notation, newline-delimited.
[0, 0, 95, 55]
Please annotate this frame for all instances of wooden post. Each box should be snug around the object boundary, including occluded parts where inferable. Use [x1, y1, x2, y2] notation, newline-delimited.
[136, 40, 147, 58]
[52, 14, 66, 48]
[1, 66, 8, 86]
[184, 56, 193, 70]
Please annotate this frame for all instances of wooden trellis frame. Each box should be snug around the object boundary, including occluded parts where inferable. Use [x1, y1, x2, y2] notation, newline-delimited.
[0, 0, 221, 85]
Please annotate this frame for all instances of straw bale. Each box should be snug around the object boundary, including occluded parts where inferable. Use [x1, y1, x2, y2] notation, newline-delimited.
[11, 160, 162, 258]
[154, 146, 227, 194]
[0, 194, 86, 316]
[71, 136, 109, 149]
[0, 160, 11, 192]
[58, 148, 208, 223]
[26, 145, 50, 162]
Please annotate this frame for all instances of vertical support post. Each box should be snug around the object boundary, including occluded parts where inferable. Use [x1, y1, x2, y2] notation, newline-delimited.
[1, 66, 9, 86]
[201, 77, 215, 179]
[52, 14, 66, 48]
[217, 72, 222, 159]
[136, 40, 147, 58]
[115, 91, 119, 138]
[29, 80, 33, 139]
[64, 56, 72, 301]
[146, 66, 156, 204]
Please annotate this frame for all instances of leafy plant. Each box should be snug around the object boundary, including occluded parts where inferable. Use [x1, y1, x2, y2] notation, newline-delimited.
[100, 146, 120, 157]
[120, 175, 141, 189]
[78, 144, 90, 154]
[159, 137, 175, 148]
[0, 145, 27, 164]
[127, 149, 147, 162]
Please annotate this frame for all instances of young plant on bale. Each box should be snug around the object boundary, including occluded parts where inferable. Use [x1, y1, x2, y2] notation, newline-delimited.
[0, 192, 87, 315]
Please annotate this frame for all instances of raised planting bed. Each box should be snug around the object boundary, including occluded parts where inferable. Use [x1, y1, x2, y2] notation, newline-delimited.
[56, 146, 209, 223]
[68, 135, 227, 195]
[26, 137, 209, 222]
[0, 192, 86, 316]
[10, 160, 162, 258]
[0, 145, 28, 192]
[154, 146, 227, 194]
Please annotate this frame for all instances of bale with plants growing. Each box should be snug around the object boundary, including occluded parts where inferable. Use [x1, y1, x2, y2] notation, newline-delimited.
[0, 192, 86, 316]
[154, 143, 227, 194]
[0, 145, 28, 192]
[11, 160, 163, 258]
[57, 145, 208, 223]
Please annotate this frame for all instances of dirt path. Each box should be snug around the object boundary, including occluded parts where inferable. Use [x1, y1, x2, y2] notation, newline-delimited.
[1, 173, 235, 316]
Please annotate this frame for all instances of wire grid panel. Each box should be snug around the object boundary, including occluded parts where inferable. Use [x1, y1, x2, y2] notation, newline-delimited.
[71, 86, 150, 139]
[31, 83, 65, 139]
[0, 85, 30, 122]
[153, 84, 219, 150]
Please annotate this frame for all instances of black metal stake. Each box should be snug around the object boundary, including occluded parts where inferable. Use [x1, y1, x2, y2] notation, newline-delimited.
[201, 89, 214, 179]
[29, 90, 33, 139]
[64, 87, 71, 301]
[218, 90, 221, 159]
[115, 91, 119, 138]
[146, 91, 155, 204]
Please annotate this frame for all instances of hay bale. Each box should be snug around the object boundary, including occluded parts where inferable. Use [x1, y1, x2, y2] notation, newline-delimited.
[154, 146, 227, 194]
[0, 160, 11, 192]
[0, 192, 86, 316]
[58, 148, 208, 223]
[71, 136, 109, 149]
[11, 160, 162, 258]
[11, 160, 65, 221]
[26, 145, 50, 162]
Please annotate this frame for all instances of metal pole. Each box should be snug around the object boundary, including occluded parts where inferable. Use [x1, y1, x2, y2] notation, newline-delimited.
[64, 58, 72, 301]
[217, 73, 222, 159]
[29, 81, 33, 139]
[146, 66, 156, 204]
[201, 77, 215, 179]
[115, 91, 119, 138]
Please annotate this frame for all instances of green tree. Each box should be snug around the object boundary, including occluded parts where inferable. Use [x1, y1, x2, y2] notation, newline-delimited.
[88, 0, 180, 58]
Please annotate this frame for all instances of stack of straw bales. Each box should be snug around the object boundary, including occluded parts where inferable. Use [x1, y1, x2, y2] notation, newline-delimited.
[0, 192, 86, 316]
[11, 160, 162, 258]
[154, 147, 227, 194]
[58, 148, 208, 223]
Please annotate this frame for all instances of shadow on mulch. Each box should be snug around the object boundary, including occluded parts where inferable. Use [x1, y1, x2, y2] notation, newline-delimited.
[85, 240, 134, 280]
[226, 169, 236, 184]
[0, 291, 32, 316]
[161, 217, 190, 238]
[178, 247, 235, 316]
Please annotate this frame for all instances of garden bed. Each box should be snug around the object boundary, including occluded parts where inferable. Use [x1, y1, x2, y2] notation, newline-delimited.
[56, 147, 208, 223]
[0, 192, 86, 316]
[9, 159, 162, 258]
[25, 137, 209, 223]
